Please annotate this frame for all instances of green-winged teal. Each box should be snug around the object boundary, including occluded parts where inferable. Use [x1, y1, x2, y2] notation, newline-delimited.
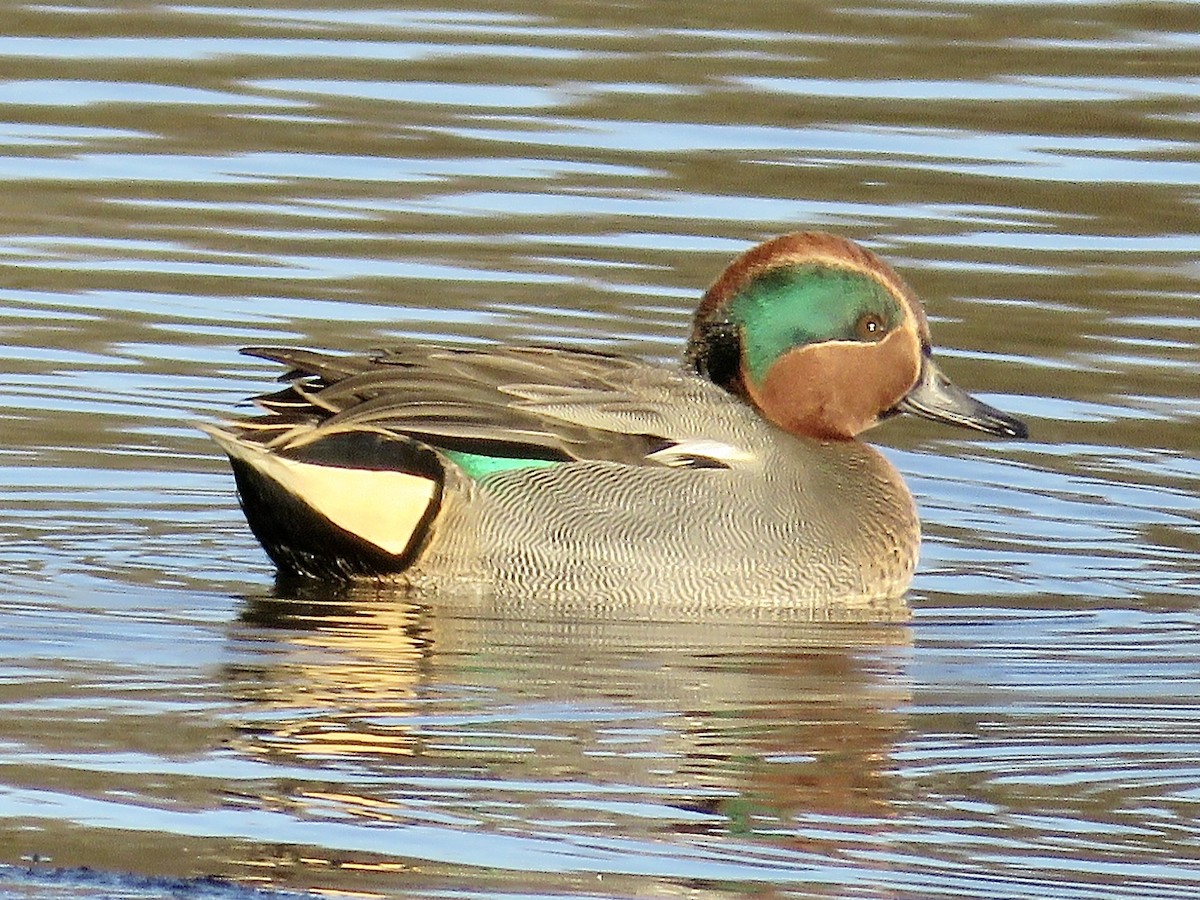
[205, 232, 1027, 610]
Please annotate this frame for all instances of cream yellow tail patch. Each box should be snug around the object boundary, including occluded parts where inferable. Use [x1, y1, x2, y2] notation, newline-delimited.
[203, 425, 436, 557]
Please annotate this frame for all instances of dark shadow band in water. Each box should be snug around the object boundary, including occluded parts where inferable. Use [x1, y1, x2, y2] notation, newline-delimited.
[0, 863, 309, 900]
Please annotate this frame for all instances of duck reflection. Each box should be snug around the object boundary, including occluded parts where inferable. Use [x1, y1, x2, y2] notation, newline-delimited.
[226, 580, 913, 841]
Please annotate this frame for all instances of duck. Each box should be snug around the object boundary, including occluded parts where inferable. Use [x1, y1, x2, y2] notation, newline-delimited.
[204, 231, 1027, 613]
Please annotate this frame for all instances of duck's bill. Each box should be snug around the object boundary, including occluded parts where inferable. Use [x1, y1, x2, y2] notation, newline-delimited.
[897, 357, 1029, 439]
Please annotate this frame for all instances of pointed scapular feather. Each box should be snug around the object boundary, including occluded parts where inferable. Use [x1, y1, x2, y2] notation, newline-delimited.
[222, 344, 760, 485]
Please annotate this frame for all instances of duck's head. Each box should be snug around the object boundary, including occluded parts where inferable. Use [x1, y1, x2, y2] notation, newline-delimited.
[687, 232, 1028, 441]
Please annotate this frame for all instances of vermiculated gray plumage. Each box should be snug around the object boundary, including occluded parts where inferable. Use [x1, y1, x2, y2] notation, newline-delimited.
[206, 344, 918, 616]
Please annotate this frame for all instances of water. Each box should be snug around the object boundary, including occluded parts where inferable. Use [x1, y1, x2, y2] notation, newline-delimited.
[1, 1, 1198, 897]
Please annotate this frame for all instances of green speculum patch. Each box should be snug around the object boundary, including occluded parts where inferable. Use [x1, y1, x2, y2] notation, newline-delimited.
[728, 265, 903, 385]
[445, 449, 561, 480]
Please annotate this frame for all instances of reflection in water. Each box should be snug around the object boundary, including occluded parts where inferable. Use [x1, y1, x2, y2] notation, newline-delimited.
[233, 584, 910, 841]
[234, 590, 430, 764]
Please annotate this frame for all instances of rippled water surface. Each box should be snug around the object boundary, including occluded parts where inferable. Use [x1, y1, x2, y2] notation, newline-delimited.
[1, 2, 1198, 898]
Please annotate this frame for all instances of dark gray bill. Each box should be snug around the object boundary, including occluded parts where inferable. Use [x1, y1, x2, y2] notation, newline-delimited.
[897, 356, 1028, 439]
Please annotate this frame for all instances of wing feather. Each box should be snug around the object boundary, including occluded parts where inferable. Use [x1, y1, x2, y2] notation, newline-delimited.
[231, 344, 747, 469]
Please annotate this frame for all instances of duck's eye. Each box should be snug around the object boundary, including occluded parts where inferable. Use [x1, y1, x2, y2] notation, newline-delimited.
[855, 312, 887, 342]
